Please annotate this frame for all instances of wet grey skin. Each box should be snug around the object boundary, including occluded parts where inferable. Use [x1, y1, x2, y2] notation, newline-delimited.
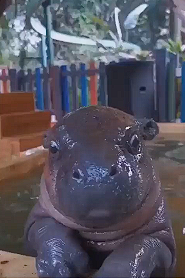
[24, 106, 176, 278]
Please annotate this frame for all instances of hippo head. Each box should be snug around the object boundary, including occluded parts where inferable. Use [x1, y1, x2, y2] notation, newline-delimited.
[43, 106, 159, 229]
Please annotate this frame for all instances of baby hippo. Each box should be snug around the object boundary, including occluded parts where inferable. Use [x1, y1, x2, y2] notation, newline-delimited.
[24, 106, 176, 278]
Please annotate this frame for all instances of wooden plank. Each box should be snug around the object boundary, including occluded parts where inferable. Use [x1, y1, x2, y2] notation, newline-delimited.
[99, 62, 107, 106]
[0, 92, 35, 115]
[19, 132, 44, 151]
[61, 65, 70, 114]
[0, 251, 37, 278]
[11, 132, 45, 152]
[89, 61, 98, 105]
[70, 64, 78, 111]
[17, 70, 26, 91]
[80, 63, 88, 107]
[0, 139, 13, 161]
[0, 111, 51, 138]
[27, 69, 34, 92]
[9, 69, 17, 92]
[2, 69, 8, 94]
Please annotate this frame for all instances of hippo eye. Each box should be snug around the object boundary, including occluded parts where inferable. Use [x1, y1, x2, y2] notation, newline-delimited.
[50, 141, 59, 154]
[128, 134, 141, 155]
[109, 165, 117, 177]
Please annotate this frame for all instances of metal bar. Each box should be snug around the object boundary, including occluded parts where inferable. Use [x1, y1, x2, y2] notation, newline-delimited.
[41, 34, 47, 68]
[43, 0, 54, 67]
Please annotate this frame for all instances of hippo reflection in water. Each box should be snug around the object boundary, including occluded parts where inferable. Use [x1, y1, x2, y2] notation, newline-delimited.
[24, 106, 176, 278]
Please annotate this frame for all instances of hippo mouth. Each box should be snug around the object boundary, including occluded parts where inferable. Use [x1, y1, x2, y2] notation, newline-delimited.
[88, 209, 111, 218]
[82, 209, 116, 228]
[69, 184, 153, 229]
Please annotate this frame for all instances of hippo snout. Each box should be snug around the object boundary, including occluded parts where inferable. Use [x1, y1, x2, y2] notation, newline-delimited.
[56, 157, 142, 228]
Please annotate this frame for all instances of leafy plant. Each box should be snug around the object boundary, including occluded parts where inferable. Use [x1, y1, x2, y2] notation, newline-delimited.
[166, 39, 185, 67]
[167, 39, 185, 56]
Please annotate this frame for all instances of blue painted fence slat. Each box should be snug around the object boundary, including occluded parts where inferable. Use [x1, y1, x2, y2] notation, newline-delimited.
[61, 65, 70, 113]
[35, 68, 44, 110]
[80, 63, 88, 107]
[181, 62, 185, 122]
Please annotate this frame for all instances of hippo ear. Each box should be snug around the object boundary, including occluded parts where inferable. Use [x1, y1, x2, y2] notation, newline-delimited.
[138, 118, 159, 141]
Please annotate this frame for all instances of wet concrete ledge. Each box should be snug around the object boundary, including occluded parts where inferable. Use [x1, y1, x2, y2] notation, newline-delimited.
[0, 149, 48, 184]
[0, 250, 37, 278]
[157, 123, 185, 142]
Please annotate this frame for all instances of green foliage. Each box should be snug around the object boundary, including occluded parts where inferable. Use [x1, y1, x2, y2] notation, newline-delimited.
[167, 39, 185, 61]
[0, 0, 170, 65]
[168, 39, 183, 54]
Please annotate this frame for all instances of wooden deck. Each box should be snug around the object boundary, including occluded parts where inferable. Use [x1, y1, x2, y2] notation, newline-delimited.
[0, 92, 51, 162]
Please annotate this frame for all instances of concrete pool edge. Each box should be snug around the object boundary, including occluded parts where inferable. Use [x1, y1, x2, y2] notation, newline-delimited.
[0, 250, 37, 278]
[0, 149, 48, 183]
[142, 123, 185, 144]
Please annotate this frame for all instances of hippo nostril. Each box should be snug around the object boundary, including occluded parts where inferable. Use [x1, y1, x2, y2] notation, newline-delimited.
[109, 165, 117, 177]
[73, 170, 81, 180]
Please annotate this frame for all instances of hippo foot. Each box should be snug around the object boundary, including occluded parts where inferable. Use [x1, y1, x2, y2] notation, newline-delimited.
[93, 236, 173, 278]
[27, 218, 90, 278]
[36, 241, 89, 278]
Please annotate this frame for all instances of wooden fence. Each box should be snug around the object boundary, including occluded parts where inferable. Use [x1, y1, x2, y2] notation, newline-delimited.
[1, 55, 184, 123]
[0, 62, 107, 120]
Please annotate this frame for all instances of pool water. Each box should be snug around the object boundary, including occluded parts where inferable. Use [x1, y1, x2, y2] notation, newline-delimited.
[0, 141, 185, 276]
[0, 170, 41, 255]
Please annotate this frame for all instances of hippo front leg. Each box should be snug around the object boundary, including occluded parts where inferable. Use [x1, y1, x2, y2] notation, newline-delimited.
[27, 218, 90, 278]
[93, 236, 173, 278]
